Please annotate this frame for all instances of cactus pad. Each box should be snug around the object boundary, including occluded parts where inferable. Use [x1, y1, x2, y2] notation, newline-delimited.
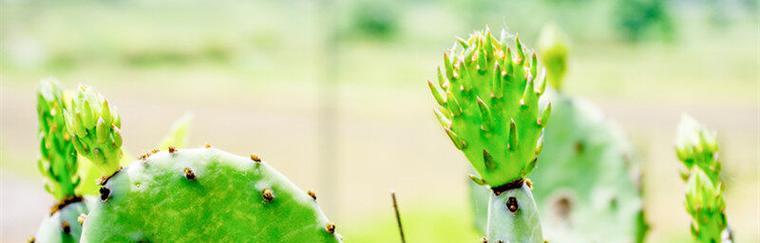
[429, 28, 550, 187]
[34, 197, 93, 243]
[80, 147, 341, 242]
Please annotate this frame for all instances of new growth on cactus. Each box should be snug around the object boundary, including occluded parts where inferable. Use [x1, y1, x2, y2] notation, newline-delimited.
[64, 85, 123, 175]
[675, 116, 732, 243]
[429, 27, 549, 243]
[34, 79, 91, 243]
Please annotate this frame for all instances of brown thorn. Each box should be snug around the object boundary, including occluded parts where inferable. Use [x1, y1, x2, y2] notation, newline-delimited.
[307, 190, 317, 200]
[507, 196, 519, 213]
[204, 143, 212, 148]
[391, 191, 406, 243]
[168, 146, 177, 153]
[150, 148, 159, 154]
[99, 187, 111, 201]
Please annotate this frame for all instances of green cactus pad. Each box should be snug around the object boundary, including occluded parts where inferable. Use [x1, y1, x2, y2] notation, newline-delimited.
[675, 116, 732, 243]
[34, 197, 94, 243]
[530, 94, 646, 242]
[80, 147, 341, 242]
[484, 184, 543, 243]
[64, 85, 123, 175]
[429, 28, 550, 187]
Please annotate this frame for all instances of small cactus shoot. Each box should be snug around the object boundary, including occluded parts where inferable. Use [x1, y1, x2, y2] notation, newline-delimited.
[429, 28, 548, 243]
[64, 85, 123, 175]
[675, 116, 733, 243]
[35, 79, 91, 243]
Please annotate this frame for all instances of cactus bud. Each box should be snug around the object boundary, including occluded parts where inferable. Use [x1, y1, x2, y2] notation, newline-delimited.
[538, 24, 569, 92]
[64, 85, 122, 175]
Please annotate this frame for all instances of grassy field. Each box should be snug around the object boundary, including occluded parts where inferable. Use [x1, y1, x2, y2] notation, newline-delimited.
[1, 1, 758, 242]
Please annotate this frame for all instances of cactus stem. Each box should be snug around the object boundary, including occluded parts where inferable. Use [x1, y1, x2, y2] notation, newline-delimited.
[307, 190, 317, 200]
[262, 188, 274, 202]
[183, 167, 196, 180]
[326, 223, 336, 234]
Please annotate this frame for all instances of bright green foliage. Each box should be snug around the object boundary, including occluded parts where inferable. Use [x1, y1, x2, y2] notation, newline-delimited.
[537, 24, 568, 91]
[81, 148, 342, 242]
[34, 197, 94, 243]
[428, 28, 550, 187]
[158, 113, 193, 150]
[675, 116, 732, 243]
[64, 85, 123, 175]
[486, 184, 543, 243]
[37, 79, 80, 200]
[430, 28, 547, 243]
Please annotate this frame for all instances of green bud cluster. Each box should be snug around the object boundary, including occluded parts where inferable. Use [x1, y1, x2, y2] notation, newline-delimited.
[37, 79, 80, 200]
[537, 24, 569, 92]
[428, 28, 550, 187]
[64, 85, 123, 174]
[675, 115, 731, 243]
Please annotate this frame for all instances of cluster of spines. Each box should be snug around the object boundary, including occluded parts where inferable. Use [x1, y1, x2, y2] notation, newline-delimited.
[37, 79, 80, 200]
[64, 85, 123, 174]
[675, 116, 731, 243]
[428, 28, 551, 187]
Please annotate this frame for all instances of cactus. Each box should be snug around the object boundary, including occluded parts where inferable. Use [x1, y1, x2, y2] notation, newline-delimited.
[428, 27, 549, 243]
[49, 84, 342, 242]
[467, 25, 648, 242]
[675, 116, 733, 243]
[64, 85, 123, 175]
[34, 79, 90, 243]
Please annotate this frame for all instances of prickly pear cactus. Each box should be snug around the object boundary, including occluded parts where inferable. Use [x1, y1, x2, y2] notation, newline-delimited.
[34, 79, 90, 243]
[467, 25, 648, 243]
[64, 85, 123, 175]
[675, 116, 733, 243]
[80, 148, 341, 242]
[428, 28, 549, 243]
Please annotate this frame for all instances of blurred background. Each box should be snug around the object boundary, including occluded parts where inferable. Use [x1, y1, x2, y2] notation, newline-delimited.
[1, 0, 757, 242]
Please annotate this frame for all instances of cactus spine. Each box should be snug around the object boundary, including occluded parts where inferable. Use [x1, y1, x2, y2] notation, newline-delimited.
[34, 79, 90, 243]
[429, 28, 548, 243]
[675, 116, 733, 243]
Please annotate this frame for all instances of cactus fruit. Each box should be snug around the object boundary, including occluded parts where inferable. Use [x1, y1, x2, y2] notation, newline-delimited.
[80, 148, 342, 242]
[466, 25, 648, 242]
[675, 116, 733, 243]
[64, 85, 123, 175]
[428, 28, 549, 243]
